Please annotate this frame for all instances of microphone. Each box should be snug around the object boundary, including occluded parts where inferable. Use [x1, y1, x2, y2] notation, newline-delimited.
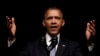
[40, 36, 47, 49]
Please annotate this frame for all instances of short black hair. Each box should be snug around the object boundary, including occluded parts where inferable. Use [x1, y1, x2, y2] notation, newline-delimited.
[44, 7, 63, 19]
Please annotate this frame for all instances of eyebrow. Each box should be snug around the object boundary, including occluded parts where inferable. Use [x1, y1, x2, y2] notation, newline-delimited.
[46, 16, 62, 19]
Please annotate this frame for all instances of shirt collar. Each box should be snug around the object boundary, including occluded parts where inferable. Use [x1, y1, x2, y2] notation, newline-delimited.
[46, 32, 60, 46]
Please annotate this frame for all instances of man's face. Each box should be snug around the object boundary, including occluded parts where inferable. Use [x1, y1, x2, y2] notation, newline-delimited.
[43, 9, 65, 35]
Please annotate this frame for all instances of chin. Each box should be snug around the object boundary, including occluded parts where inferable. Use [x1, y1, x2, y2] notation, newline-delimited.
[49, 31, 59, 35]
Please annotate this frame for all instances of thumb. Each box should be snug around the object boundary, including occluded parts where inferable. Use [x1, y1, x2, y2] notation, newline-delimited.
[86, 22, 90, 29]
[12, 17, 15, 24]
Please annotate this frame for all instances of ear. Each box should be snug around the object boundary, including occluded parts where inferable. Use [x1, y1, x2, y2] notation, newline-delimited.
[42, 20, 45, 27]
[62, 19, 65, 26]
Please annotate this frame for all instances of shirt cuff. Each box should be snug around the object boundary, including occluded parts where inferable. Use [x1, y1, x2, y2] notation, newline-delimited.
[88, 43, 94, 52]
[8, 37, 16, 47]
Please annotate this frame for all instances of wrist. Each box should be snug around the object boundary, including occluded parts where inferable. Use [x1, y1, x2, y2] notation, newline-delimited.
[9, 36, 16, 41]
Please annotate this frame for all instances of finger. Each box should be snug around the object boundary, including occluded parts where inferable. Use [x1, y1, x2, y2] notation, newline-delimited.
[87, 23, 90, 31]
[90, 20, 95, 28]
[6, 16, 9, 19]
[87, 22, 90, 28]
[7, 22, 11, 29]
[87, 23, 94, 32]
[6, 16, 12, 24]
[86, 22, 96, 37]
[12, 17, 15, 24]
[88, 24, 96, 36]
[88, 28, 95, 36]
[6, 16, 10, 21]
[6, 16, 10, 23]
[87, 27, 93, 33]
[89, 20, 96, 32]
[89, 23, 95, 32]
[8, 19, 12, 24]
[9, 24, 12, 28]
[93, 20, 95, 23]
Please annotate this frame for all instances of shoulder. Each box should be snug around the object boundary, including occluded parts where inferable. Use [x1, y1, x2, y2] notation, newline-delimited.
[61, 38, 80, 47]
[26, 39, 40, 47]
[68, 40, 79, 46]
[62, 39, 82, 53]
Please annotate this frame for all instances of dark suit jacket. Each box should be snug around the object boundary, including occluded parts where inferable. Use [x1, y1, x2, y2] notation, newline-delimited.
[19, 36, 83, 56]
[7, 38, 27, 56]
[0, 37, 27, 56]
[79, 34, 97, 56]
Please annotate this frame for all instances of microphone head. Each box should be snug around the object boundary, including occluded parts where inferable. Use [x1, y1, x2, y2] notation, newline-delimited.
[40, 36, 46, 45]
[40, 36, 47, 50]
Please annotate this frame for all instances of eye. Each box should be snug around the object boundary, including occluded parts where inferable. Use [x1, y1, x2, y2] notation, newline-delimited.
[46, 16, 53, 20]
[55, 16, 61, 19]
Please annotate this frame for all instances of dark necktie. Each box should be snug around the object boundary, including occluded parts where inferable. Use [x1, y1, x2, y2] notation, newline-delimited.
[47, 36, 58, 56]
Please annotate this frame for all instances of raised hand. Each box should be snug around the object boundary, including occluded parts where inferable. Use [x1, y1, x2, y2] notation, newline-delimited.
[6, 16, 16, 40]
[86, 20, 96, 44]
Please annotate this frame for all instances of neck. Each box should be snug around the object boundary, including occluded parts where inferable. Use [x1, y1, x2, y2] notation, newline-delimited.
[47, 33, 58, 37]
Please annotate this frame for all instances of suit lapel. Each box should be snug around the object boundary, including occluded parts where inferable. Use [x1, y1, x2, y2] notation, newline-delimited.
[39, 46, 48, 56]
[39, 36, 48, 56]
[56, 38, 69, 56]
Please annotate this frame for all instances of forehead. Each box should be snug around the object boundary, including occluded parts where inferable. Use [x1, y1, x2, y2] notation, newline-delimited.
[45, 9, 62, 17]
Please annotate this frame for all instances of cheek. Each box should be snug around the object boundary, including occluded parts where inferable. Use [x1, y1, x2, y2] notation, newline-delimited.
[45, 21, 51, 25]
[44, 22, 50, 28]
[58, 21, 63, 26]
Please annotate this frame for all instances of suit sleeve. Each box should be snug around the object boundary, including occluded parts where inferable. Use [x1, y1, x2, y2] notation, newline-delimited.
[72, 42, 83, 56]
[18, 41, 34, 56]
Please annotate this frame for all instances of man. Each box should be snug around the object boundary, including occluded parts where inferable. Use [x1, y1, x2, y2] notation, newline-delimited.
[19, 7, 83, 56]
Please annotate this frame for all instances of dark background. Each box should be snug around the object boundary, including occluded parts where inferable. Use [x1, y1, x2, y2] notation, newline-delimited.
[0, 0, 97, 40]
[0, 0, 98, 55]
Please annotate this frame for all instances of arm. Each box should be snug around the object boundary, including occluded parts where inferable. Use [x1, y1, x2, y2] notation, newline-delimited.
[85, 20, 96, 51]
[6, 16, 16, 47]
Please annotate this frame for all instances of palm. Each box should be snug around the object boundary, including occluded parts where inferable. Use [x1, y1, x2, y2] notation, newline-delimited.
[86, 28, 92, 40]
[85, 20, 96, 41]
[11, 20, 16, 36]
[6, 16, 16, 37]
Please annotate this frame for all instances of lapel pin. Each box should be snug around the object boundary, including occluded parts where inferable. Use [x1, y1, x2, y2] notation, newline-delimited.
[62, 44, 65, 47]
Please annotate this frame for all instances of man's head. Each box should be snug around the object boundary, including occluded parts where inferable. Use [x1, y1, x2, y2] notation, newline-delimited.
[42, 7, 65, 36]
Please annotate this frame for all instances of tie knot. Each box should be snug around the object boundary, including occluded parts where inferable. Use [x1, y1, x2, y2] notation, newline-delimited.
[51, 36, 58, 41]
[51, 36, 58, 42]
[47, 36, 58, 51]
[47, 36, 58, 50]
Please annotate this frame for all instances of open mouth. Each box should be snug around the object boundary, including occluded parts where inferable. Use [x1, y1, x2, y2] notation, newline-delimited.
[50, 26, 58, 31]
[50, 26, 57, 28]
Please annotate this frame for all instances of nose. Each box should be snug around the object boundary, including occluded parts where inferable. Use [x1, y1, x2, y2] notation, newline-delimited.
[51, 17, 56, 24]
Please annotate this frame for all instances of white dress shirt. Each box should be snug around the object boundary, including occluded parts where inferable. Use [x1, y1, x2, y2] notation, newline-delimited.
[45, 33, 60, 50]
[8, 37, 16, 47]
[88, 43, 94, 52]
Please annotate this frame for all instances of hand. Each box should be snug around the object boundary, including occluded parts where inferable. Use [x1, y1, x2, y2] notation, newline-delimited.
[6, 16, 16, 40]
[86, 20, 96, 44]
